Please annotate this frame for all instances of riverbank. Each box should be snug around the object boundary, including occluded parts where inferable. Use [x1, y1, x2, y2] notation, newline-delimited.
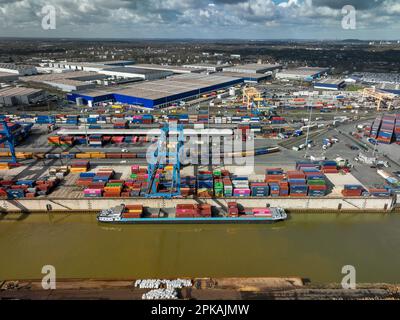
[0, 196, 396, 213]
[1, 278, 399, 300]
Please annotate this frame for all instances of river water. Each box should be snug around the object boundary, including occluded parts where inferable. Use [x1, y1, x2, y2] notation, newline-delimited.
[1, 213, 400, 284]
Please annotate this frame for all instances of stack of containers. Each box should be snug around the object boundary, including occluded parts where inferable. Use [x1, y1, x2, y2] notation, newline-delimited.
[70, 160, 90, 173]
[122, 205, 143, 218]
[35, 178, 60, 196]
[77, 172, 95, 187]
[279, 181, 289, 197]
[287, 170, 308, 197]
[396, 114, 400, 144]
[232, 176, 250, 197]
[74, 136, 87, 145]
[296, 161, 319, 171]
[270, 116, 286, 124]
[303, 168, 327, 197]
[87, 116, 98, 124]
[131, 115, 153, 124]
[368, 188, 392, 197]
[36, 115, 56, 124]
[84, 189, 102, 198]
[104, 181, 123, 198]
[66, 115, 79, 125]
[111, 136, 125, 144]
[227, 202, 239, 217]
[197, 110, 209, 124]
[370, 116, 382, 139]
[321, 160, 338, 174]
[94, 169, 114, 184]
[265, 168, 285, 184]
[342, 185, 364, 197]
[250, 182, 269, 197]
[197, 171, 213, 197]
[377, 114, 395, 144]
[113, 120, 128, 129]
[248, 208, 273, 217]
[189, 115, 198, 123]
[181, 176, 196, 196]
[214, 179, 224, 198]
[176, 204, 212, 218]
[89, 135, 103, 147]
[223, 177, 233, 197]
[213, 170, 224, 198]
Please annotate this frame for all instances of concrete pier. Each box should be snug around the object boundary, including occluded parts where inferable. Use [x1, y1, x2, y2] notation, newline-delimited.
[0, 196, 395, 213]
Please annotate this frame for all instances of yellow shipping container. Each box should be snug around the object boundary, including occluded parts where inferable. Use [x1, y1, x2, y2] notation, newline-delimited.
[90, 153, 106, 159]
[0, 163, 10, 170]
[70, 168, 88, 173]
[16, 152, 33, 159]
[0, 152, 10, 157]
[127, 210, 142, 214]
[75, 153, 90, 159]
[104, 187, 122, 192]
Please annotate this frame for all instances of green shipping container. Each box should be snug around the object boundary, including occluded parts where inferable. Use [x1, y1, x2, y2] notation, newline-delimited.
[307, 180, 326, 186]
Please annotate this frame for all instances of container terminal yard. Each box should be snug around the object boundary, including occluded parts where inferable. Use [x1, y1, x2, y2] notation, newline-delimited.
[2, 45, 400, 301]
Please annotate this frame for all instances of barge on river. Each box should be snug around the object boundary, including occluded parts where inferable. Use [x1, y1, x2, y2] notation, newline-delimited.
[97, 204, 287, 224]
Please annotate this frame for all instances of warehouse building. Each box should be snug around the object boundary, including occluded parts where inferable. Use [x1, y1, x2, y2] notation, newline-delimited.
[48, 60, 134, 72]
[0, 87, 45, 107]
[0, 72, 19, 82]
[99, 67, 173, 80]
[314, 78, 346, 91]
[276, 67, 330, 81]
[134, 64, 205, 74]
[223, 63, 282, 74]
[378, 83, 400, 95]
[0, 63, 38, 76]
[219, 72, 271, 83]
[182, 63, 232, 72]
[67, 73, 243, 108]
[20, 71, 106, 92]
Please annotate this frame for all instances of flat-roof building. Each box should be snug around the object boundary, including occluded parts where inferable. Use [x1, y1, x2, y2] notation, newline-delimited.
[67, 73, 243, 108]
[134, 64, 205, 74]
[20, 71, 106, 92]
[0, 63, 38, 76]
[99, 67, 173, 80]
[0, 87, 45, 106]
[219, 72, 271, 83]
[314, 78, 346, 91]
[276, 67, 330, 81]
[378, 83, 400, 95]
[182, 63, 232, 72]
[223, 63, 282, 74]
[0, 72, 19, 82]
[48, 60, 134, 72]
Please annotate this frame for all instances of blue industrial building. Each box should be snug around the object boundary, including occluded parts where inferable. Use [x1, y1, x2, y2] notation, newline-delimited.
[68, 74, 244, 108]
[378, 83, 400, 95]
[314, 78, 346, 91]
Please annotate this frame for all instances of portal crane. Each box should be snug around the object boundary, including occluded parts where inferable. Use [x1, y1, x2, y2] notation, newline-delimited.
[0, 121, 17, 163]
[145, 123, 184, 199]
[363, 87, 396, 111]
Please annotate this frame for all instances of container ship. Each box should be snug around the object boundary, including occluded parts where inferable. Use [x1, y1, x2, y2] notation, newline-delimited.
[97, 204, 287, 224]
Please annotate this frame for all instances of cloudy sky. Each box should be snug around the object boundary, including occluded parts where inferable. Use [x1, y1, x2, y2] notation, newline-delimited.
[0, 0, 399, 40]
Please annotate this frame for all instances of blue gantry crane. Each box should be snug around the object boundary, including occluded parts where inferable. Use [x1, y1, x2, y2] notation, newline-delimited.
[145, 123, 184, 199]
[0, 121, 17, 163]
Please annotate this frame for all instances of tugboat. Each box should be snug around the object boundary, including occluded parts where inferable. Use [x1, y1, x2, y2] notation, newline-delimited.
[97, 204, 287, 224]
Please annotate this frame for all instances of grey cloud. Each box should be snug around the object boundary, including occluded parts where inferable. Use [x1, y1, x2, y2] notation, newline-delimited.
[0, 0, 398, 38]
[312, 0, 385, 10]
